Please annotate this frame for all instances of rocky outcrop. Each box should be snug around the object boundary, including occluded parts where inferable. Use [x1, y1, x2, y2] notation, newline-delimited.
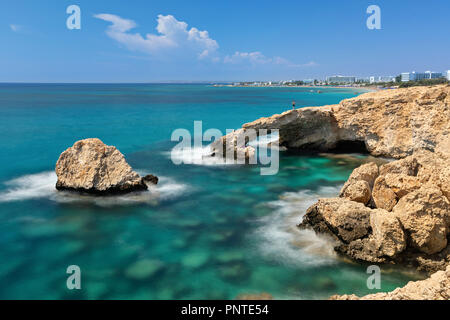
[143, 174, 159, 185]
[330, 265, 450, 300]
[211, 85, 450, 160]
[393, 186, 449, 255]
[339, 162, 378, 205]
[369, 210, 407, 258]
[211, 85, 449, 299]
[299, 198, 372, 244]
[299, 149, 450, 272]
[55, 138, 154, 195]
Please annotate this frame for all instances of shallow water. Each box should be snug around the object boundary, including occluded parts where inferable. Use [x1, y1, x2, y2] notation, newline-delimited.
[0, 84, 419, 299]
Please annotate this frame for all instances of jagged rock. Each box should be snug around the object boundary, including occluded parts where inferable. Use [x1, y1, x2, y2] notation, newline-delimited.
[55, 138, 151, 195]
[340, 180, 372, 204]
[214, 85, 450, 160]
[342, 162, 379, 189]
[370, 209, 406, 257]
[210, 128, 256, 163]
[392, 186, 449, 255]
[300, 151, 450, 269]
[334, 209, 406, 262]
[339, 162, 379, 205]
[299, 198, 372, 244]
[372, 150, 450, 212]
[330, 265, 450, 300]
[372, 176, 399, 211]
[143, 174, 159, 185]
[336, 237, 385, 263]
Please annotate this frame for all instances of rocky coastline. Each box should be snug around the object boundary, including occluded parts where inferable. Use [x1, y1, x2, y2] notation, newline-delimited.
[212, 84, 450, 299]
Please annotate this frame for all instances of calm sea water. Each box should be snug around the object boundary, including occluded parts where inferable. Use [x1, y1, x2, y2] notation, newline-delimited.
[0, 84, 418, 299]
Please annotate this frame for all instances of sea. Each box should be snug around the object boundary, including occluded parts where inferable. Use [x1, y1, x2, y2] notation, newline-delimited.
[0, 84, 419, 299]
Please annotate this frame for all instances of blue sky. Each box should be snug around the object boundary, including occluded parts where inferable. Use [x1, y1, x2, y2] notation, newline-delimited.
[1, 0, 449, 82]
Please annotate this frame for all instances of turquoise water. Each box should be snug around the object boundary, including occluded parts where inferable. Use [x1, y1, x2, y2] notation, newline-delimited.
[0, 84, 417, 299]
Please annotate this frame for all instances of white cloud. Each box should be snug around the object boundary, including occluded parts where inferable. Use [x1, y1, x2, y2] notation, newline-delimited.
[224, 51, 272, 65]
[224, 51, 318, 68]
[94, 13, 218, 59]
[289, 61, 319, 68]
[9, 24, 22, 32]
[94, 13, 318, 69]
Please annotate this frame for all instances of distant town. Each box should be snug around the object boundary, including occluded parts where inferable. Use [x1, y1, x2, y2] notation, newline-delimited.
[216, 70, 450, 88]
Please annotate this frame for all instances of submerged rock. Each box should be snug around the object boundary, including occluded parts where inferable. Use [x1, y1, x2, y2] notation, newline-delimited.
[124, 259, 165, 280]
[55, 138, 156, 195]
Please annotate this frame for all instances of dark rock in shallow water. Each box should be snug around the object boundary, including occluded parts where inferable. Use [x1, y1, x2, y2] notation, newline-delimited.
[143, 174, 159, 185]
[55, 138, 156, 195]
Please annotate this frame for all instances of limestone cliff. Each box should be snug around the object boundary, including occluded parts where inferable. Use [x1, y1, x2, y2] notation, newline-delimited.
[211, 85, 450, 159]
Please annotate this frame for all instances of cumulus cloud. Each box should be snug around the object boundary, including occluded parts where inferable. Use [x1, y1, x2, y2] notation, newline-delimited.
[94, 13, 318, 69]
[94, 13, 218, 59]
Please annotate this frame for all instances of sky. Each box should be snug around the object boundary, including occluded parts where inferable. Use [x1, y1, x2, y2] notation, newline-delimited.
[0, 0, 449, 82]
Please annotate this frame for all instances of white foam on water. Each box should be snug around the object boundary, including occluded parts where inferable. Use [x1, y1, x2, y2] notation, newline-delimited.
[0, 171, 189, 206]
[167, 132, 280, 166]
[0, 171, 57, 202]
[252, 186, 342, 268]
[167, 146, 231, 166]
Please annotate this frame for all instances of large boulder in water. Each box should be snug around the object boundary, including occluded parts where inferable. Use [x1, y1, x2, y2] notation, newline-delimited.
[55, 138, 152, 195]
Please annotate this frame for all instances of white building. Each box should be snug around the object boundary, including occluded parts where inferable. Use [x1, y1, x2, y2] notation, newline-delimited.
[402, 72, 416, 82]
[402, 71, 444, 82]
[424, 71, 443, 79]
[326, 76, 357, 83]
[370, 76, 396, 83]
[446, 70, 450, 81]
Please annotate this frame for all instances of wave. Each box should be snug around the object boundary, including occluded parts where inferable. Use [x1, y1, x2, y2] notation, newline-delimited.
[167, 132, 280, 166]
[0, 171, 189, 206]
[252, 186, 342, 268]
[167, 146, 230, 166]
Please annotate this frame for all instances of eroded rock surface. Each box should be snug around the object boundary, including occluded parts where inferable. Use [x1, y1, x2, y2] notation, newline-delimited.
[339, 162, 379, 205]
[212, 85, 450, 160]
[300, 150, 450, 272]
[299, 198, 372, 244]
[55, 138, 152, 195]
